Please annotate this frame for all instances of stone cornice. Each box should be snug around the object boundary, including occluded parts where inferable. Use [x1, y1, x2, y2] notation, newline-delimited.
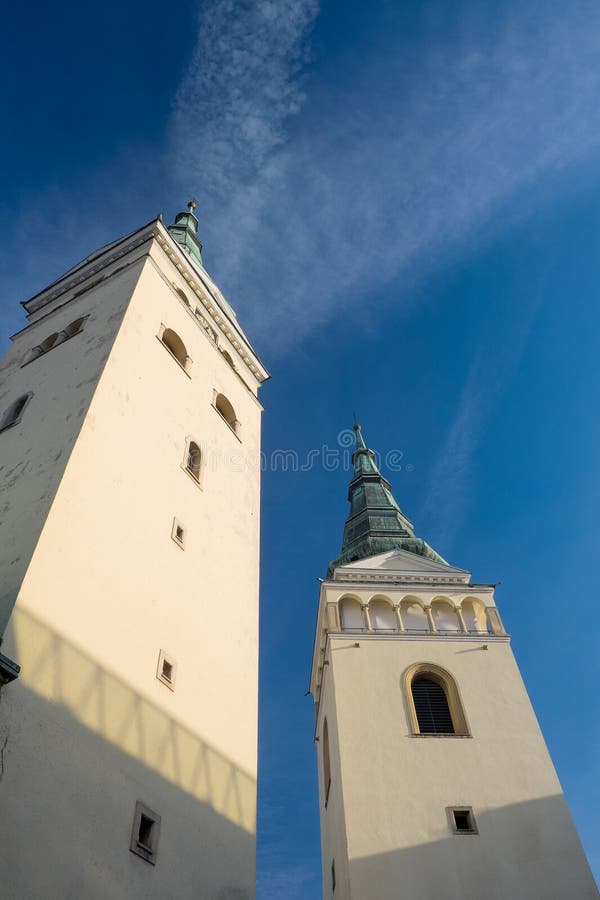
[329, 573, 472, 586]
[22, 224, 156, 315]
[154, 224, 269, 383]
[16, 218, 269, 384]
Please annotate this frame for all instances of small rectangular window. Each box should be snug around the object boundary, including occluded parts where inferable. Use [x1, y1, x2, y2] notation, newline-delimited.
[130, 801, 161, 864]
[448, 806, 477, 834]
[157, 649, 177, 691]
[171, 517, 186, 548]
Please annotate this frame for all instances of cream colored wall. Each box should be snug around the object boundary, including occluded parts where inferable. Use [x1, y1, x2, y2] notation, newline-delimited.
[0, 256, 146, 634]
[0, 238, 263, 898]
[320, 628, 598, 900]
[316, 666, 350, 900]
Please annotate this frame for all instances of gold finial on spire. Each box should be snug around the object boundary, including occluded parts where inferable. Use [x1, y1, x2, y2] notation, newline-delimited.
[188, 198, 198, 212]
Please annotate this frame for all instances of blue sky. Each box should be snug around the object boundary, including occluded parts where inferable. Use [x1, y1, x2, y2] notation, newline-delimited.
[2, 0, 600, 895]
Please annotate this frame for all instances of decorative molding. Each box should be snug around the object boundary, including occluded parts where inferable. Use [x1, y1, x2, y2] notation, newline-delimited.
[334, 572, 470, 584]
[154, 226, 269, 382]
[402, 661, 471, 737]
[326, 632, 509, 643]
[16, 218, 269, 384]
[23, 231, 154, 316]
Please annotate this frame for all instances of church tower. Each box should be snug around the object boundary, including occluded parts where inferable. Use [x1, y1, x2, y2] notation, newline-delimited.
[0, 205, 268, 898]
[310, 425, 597, 899]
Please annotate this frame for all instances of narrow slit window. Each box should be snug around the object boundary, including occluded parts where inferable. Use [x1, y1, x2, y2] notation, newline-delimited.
[130, 801, 161, 863]
[185, 441, 201, 482]
[171, 517, 186, 548]
[331, 860, 336, 893]
[157, 649, 176, 690]
[323, 719, 332, 807]
[138, 814, 154, 849]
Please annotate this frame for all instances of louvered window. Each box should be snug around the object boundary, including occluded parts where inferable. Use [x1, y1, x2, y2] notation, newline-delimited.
[411, 675, 455, 734]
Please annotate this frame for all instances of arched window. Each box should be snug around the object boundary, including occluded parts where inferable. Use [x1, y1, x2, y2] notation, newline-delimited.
[400, 600, 429, 633]
[431, 599, 460, 633]
[221, 349, 236, 370]
[24, 317, 89, 365]
[39, 333, 60, 353]
[461, 599, 490, 634]
[160, 327, 191, 372]
[412, 675, 454, 734]
[174, 286, 192, 308]
[404, 664, 469, 736]
[322, 718, 331, 807]
[339, 598, 364, 632]
[215, 393, 239, 433]
[0, 393, 33, 433]
[370, 598, 397, 633]
[62, 316, 87, 339]
[185, 441, 201, 482]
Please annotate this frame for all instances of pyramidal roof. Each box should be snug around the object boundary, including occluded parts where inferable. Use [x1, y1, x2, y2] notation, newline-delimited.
[327, 425, 448, 577]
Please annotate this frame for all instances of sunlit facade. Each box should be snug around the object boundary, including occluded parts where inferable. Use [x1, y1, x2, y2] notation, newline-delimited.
[310, 425, 598, 899]
[0, 205, 268, 898]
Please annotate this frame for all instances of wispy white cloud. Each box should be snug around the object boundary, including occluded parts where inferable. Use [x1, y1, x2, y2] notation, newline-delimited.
[169, 0, 600, 349]
[421, 266, 550, 547]
[170, 0, 318, 198]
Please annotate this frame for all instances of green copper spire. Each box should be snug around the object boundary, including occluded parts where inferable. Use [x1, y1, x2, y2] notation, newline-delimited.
[167, 200, 206, 270]
[327, 424, 447, 576]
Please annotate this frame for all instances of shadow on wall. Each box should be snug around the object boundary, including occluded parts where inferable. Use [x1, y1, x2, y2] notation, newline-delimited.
[346, 795, 599, 900]
[0, 606, 255, 900]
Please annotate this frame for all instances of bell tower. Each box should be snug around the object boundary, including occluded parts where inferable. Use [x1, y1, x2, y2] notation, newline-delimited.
[310, 425, 597, 899]
[0, 205, 268, 898]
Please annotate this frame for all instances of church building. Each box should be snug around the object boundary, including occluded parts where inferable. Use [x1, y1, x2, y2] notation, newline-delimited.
[0, 205, 268, 899]
[310, 424, 598, 899]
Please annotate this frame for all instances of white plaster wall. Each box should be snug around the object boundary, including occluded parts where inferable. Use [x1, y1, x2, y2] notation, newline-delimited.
[0, 256, 146, 633]
[0, 239, 263, 898]
[325, 632, 598, 900]
[317, 667, 351, 900]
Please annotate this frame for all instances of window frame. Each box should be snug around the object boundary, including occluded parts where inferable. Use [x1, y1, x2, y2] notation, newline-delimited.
[447, 806, 478, 835]
[181, 437, 203, 487]
[21, 316, 89, 367]
[130, 800, 161, 864]
[171, 517, 186, 549]
[157, 324, 192, 376]
[212, 391, 241, 440]
[0, 392, 34, 433]
[156, 649, 177, 691]
[403, 663, 470, 738]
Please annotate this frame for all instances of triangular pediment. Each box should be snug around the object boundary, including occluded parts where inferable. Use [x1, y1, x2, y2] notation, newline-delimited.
[333, 547, 471, 583]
